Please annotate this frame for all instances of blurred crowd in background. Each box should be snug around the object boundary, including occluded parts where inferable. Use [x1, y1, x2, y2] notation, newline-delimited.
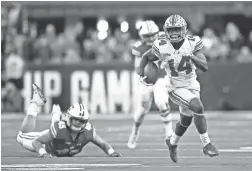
[1, 2, 252, 113]
[2, 4, 252, 65]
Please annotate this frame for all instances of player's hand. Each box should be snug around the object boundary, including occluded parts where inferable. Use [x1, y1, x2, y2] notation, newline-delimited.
[38, 153, 53, 158]
[109, 152, 123, 157]
[139, 76, 153, 86]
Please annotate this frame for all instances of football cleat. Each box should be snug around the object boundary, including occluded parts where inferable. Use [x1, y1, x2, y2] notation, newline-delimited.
[127, 130, 140, 149]
[203, 143, 219, 157]
[165, 137, 178, 163]
[30, 84, 47, 106]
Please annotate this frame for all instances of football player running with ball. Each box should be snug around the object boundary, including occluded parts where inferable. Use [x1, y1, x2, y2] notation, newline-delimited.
[128, 20, 173, 149]
[17, 84, 122, 158]
[138, 15, 219, 162]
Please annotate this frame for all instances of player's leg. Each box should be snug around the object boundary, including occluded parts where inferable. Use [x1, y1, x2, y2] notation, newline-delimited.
[128, 83, 153, 149]
[153, 78, 173, 137]
[166, 88, 196, 162]
[19, 84, 47, 133]
[169, 89, 219, 157]
[17, 84, 47, 152]
[189, 90, 219, 157]
[17, 129, 48, 152]
[165, 107, 193, 163]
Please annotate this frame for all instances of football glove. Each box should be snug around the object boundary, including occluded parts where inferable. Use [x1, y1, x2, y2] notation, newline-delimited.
[109, 152, 123, 157]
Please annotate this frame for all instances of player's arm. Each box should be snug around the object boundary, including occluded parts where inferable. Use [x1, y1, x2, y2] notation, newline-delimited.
[138, 48, 159, 76]
[191, 50, 208, 72]
[190, 36, 208, 72]
[32, 129, 54, 157]
[91, 129, 122, 157]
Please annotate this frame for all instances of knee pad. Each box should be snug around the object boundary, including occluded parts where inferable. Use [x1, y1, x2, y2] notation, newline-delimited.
[180, 113, 193, 127]
[189, 98, 204, 114]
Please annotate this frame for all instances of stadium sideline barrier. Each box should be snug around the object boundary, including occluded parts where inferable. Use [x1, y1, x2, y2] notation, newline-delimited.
[19, 62, 252, 114]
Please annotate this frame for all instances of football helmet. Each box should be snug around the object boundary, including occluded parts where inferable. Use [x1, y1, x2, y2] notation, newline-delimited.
[163, 14, 187, 43]
[66, 103, 89, 132]
[138, 20, 159, 46]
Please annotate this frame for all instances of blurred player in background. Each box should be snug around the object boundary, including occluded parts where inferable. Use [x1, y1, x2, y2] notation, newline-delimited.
[138, 15, 219, 162]
[17, 84, 122, 158]
[128, 20, 173, 149]
[2, 47, 25, 112]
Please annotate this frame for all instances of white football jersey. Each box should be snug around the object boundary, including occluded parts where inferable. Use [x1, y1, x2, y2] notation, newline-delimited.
[152, 32, 203, 91]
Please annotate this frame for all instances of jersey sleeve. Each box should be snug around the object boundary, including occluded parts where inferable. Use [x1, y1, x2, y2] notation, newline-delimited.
[49, 121, 66, 138]
[158, 31, 166, 38]
[152, 40, 161, 58]
[131, 41, 142, 57]
[84, 122, 95, 140]
[192, 36, 203, 53]
[92, 127, 97, 139]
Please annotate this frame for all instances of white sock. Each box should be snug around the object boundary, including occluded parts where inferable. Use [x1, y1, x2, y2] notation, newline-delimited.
[199, 132, 211, 147]
[27, 103, 38, 116]
[164, 121, 173, 137]
[161, 112, 173, 137]
[170, 133, 181, 145]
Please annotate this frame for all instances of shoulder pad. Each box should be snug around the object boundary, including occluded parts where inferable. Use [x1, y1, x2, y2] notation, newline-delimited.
[85, 122, 95, 138]
[158, 31, 166, 39]
[84, 122, 93, 131]
[50, 121, 67, 138]
[132, 40, 150, 57]
[132, 41, 143, 56]
[133, 41, 142, 48]
[186, 35, 200, 42]
[152, 40, 161, 58]
[186, 35, 203, 52]
[83, 122, 95, 139]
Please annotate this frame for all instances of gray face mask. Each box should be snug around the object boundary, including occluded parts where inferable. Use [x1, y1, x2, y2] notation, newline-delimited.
[141, 33, 158, 46]
[68, 117, 87, 132]
[164, 26, 186, 43]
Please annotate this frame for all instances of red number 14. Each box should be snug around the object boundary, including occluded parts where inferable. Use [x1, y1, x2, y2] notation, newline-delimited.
[168, 56, 192, 77]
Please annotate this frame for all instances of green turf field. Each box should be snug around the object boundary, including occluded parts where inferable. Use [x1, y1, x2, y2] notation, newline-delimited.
[1, 111, 252, 171]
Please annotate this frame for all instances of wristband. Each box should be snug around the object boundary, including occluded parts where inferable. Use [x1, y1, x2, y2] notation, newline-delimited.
[38, 148, 47, 155]
[108, 148, 115, 155]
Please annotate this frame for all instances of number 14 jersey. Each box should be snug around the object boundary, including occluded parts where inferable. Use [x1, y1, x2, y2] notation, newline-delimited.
[152, 32, 203, 91]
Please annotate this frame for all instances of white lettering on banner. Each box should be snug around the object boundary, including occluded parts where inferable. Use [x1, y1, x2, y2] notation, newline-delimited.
[22, 69, 141, 115]
[70, 71, 89, 108]
[107, 70, 130, 114]
[22, 72, 32, 113]
[90, 70, 107, 114]
[44, 71, 62, 113]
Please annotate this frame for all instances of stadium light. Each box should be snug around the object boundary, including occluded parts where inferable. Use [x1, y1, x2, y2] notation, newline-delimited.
[97, 18, 109, 32]
[121, 21, 129, 33]
[97, 31, 108, 40]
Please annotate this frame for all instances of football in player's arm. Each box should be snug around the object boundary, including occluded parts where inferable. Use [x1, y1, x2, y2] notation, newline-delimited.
[137, 39, 208, 82]
[32, 123, 122, 158]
